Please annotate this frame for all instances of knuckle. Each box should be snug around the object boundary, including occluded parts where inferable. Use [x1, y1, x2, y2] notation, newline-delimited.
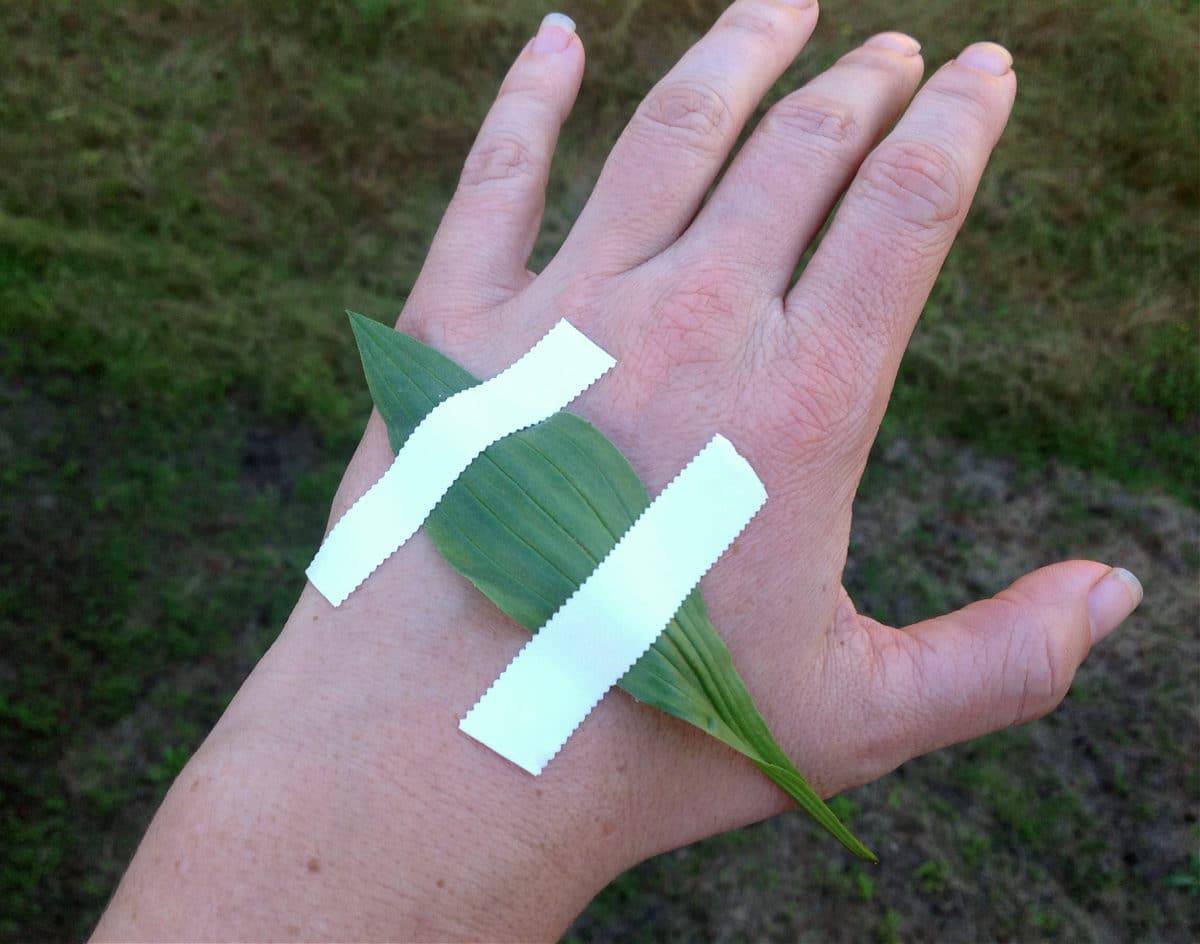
[654, 285, 736, 361]
[761, 91, 859, 148]
[459, 134, 543, 190]
[858, 138, 966, 233]
[636, 266, 750, 372]
[776, 372, 867, 453]
[838, 45, 916, 78]
[634, 79, 733, 156]
[767, 318, 872, 453]
[720, 2, 788, 40]
[1000, 605, 1079, 726]
[932, 69, 1003, 129]
[553, 271, 609, 326]
[497, 69, 553, 103]
[401, 282, 504, 350]
[858, 633, 927, 778]
[398, 302, 437, 349]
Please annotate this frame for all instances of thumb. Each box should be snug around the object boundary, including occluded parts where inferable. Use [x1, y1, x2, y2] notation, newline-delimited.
[866, 560, 1143, 767]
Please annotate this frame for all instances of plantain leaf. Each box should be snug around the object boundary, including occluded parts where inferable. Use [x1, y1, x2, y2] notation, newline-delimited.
[347, 311, 876, 862]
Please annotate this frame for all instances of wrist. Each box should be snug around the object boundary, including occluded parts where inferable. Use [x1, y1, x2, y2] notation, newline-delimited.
[99, 562, 641, 942]
[254, 592, 630, 941]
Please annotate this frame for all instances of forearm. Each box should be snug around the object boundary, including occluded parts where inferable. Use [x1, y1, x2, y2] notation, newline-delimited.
[92, 585, 629, 943]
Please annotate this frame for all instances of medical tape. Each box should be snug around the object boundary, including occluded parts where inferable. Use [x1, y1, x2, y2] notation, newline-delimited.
[459, 434, 767, 775]
[306, 320, 616, 606]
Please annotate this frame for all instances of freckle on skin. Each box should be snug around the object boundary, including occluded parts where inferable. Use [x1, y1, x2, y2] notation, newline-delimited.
[436, 878, 445, 889]
[286, 924, 300, 936]
[601, 821, 616, 836]
[307, 857, 320, 873]
[189, 778, 201, 792]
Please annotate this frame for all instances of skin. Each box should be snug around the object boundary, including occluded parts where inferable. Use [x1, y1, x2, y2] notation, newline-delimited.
[93, 3, 1144, 942]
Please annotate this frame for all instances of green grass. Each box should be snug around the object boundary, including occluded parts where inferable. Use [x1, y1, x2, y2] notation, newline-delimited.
[0, 1, 1196, 941]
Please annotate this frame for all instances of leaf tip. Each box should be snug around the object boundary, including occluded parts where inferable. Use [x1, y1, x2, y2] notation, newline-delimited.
[346, 309, 388, 353]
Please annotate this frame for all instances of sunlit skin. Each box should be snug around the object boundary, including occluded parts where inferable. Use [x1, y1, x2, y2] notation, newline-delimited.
[94, 4, 1142, 941]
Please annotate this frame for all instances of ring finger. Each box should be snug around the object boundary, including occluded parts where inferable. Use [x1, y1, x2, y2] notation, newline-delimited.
[675, 32, 925, 295]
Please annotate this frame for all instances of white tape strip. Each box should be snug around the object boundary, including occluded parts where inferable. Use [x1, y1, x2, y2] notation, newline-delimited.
[459, 434, 767, 775]
[307, 320, 615, 606]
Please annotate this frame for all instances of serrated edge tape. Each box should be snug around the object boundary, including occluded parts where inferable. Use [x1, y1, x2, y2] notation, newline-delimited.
[459, 434, 768, 775]
[306, 320, 616, 607]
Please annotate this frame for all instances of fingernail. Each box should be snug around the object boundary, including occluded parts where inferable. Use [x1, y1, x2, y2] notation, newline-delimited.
[1087, 567, 1143, 643]
[865, 32, 921, 56]
[532, 12, 576, 54]
[956, 41, 1013, 76]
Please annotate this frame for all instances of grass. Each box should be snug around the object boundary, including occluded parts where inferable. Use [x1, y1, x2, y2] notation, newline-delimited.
[1, 1, 1196, 941]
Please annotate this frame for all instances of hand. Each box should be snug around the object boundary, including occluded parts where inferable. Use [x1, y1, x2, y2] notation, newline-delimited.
[94, 4, 1142, 941]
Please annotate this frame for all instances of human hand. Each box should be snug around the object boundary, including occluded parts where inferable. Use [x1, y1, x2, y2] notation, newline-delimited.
[95, 4, 1143, 941]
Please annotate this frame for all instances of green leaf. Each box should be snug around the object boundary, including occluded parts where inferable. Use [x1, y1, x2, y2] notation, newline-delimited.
[347, 311, 876, 862]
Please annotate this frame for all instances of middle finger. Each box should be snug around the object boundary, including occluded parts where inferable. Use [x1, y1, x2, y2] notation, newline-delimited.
[560, 0, 820, 272]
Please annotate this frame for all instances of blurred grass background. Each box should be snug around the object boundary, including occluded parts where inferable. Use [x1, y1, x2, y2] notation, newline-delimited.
[1, 1, 1197, 941]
